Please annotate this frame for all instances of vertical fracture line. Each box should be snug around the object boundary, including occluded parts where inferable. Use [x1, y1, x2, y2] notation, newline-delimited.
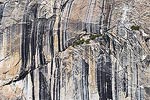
[48, 1, 59, 99]
[103, 0, 111, 31]
[48, 19, 55, 100]
[84, 0, 93, 32]
[115, 61, 118, 100]
[21, 0, 30, 71]
[38, 19, 47, 100]
[96, 54, 105, 100]
[30, 4, 38, 100]
[57, 18, 61, 52]
[21, 15, 29, 72]
[57, 0, 63, 52]
[106, 56, 112, 99]
[49, 19, 54, 58]
[47, 1, 59, 98]
[81, 59, 89, 100]
[62, 0, 74, 49]
[53, 70, 56, 100]
[136, 64, 138, 89]
[99, 0, 113, 32]
[96, 58, 101, 99]
[55, 57, 60, 100]
[99, 0, 105, 34]
[130, 49, 132, 100]
[101, 59, 106, 100]
[107, 0, 114, 29]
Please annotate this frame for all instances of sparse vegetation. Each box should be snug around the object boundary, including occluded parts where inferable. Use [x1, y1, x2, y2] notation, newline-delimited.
[89, 34, 102, 40]
[85, 39, 90, 44]
[89, 34, 97, 40]
[73, 39, 85, 46]
[131, 25, 140, 30]
[73, 34, 103, 46]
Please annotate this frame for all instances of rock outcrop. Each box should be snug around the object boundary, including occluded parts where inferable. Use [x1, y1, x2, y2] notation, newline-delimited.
[0, 0, 149, 100]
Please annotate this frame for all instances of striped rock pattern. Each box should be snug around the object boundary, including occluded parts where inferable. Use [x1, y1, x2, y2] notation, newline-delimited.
[0, 0, 149, 100]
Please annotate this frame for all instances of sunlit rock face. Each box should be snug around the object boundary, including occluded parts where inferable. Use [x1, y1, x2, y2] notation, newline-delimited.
[0, 0, 149, 100]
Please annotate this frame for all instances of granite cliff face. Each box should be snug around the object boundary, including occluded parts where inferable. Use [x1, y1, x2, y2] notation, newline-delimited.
[0, 0, 150, 100]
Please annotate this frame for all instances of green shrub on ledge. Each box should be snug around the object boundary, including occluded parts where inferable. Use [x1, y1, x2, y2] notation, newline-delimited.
[85, 39, 90, 44]
[89, 34, 102, 40]
[74, 39, 85, 46]
[131, 25, 140, 30]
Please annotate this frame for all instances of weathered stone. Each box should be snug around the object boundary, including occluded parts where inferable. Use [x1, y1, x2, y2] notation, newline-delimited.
[0, 0, 149, 100]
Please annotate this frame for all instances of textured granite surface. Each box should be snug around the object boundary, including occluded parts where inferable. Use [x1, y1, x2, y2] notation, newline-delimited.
[0, 0, 149, 100]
